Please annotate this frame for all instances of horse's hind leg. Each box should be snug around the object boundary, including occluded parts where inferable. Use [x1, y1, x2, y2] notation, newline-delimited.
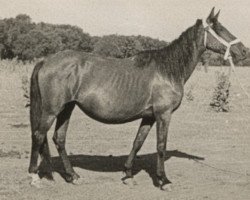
[123, 117, 155, 182]
[29, 112, 55, 185]
[52, 103, 79, 183]
[39, 135, 53, 179]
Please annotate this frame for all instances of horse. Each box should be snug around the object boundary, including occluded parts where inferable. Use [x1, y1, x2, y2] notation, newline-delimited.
[28, 8, 247, 189]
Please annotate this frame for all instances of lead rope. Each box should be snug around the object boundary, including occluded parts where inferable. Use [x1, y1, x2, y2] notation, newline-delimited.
[193, 159, 250, 177]
[190, 21, 250, 178]
[228, 56, 250, 98]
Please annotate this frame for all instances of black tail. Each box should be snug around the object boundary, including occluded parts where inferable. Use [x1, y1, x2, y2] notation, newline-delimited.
[30, 61, 44, 133]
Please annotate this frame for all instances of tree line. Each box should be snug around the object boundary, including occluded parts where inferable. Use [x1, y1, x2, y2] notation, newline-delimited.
[0, 14, 249, 66]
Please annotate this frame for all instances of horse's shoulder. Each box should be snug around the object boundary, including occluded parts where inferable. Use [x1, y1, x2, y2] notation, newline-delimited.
[152, 73, 184, 101]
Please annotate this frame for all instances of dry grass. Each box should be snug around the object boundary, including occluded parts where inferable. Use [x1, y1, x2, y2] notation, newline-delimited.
[0, 60, 249, 200]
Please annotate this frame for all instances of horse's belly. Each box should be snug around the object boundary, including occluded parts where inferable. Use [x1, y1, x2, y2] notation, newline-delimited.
[75, 92, 152, 124]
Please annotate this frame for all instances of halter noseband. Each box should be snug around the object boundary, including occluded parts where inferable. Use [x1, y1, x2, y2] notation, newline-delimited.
[202, 20, 241, 60]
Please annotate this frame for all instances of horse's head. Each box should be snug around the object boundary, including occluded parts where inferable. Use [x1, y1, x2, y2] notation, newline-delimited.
[204, 7, 247, 63]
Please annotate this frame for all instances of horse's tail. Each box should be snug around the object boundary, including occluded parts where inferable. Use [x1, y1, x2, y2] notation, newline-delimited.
[30, 61, 44, 133]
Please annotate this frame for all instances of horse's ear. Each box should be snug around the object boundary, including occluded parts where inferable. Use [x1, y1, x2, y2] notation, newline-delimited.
[214, 10, 220, 21]
[206, 7, 215, 24]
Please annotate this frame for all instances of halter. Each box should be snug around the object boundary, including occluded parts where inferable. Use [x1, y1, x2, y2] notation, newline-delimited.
[202, 20, 241, 60]
[202, 20, 249, 98]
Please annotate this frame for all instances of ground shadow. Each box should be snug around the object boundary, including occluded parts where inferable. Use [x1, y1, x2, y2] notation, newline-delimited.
[39, 150, 204, 187]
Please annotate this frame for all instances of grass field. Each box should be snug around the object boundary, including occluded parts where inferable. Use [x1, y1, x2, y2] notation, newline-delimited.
[0, 61, 249, 200]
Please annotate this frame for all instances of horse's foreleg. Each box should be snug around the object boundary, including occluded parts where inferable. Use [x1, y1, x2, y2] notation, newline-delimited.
[52, 103, 79, 183]
[155, 110, 172, 190]
[123, 117, 155, 180]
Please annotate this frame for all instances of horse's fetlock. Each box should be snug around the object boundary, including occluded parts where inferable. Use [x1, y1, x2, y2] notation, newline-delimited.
[28, 166, 39, 174]
[53, 136, 65, 149]
[53, 135, 62, 144]
[57, 139, 65, 145]
[33, 131, 45, 144]
[124, 162, 131, 169]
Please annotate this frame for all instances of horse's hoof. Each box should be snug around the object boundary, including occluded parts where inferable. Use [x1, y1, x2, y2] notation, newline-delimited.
[65, 173, 80, 183]
[29, 173, 42, 188]
[31, 181, 42, 188]
[39, 171, 54, 181]
[157, 176, 172, 191]
[160, 183, 172, 191]
[72, 177, 83, 185]
[121, 176, 137, 187]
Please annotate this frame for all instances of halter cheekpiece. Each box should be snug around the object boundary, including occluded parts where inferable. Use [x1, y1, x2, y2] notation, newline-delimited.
[202, 20, 241, 60]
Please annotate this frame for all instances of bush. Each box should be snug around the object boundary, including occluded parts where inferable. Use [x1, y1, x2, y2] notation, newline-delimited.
[93, 34, 168, 58]
[21, 74, 30, 107]
[0, 14, 93, 61]
[185, 85, 195, 101]
[210, 71, 231, 112]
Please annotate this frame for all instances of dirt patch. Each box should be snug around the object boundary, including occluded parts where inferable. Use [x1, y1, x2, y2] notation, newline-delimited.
[9, 123, 29, 128]
[0, 149, 21, 159]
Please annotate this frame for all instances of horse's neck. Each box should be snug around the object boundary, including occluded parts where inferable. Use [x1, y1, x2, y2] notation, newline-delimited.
[182, 41, 205, 83]
[163, 25, 205, 83]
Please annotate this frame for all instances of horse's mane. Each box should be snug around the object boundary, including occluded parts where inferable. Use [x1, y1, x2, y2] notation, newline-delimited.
[134, 19, 203, 79]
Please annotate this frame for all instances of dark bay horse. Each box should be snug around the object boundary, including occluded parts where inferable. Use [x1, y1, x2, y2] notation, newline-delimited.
[28, 8, 247, 189]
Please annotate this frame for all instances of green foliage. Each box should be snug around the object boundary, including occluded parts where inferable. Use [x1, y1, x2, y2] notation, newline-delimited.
[93, 34, 168, 58]
[0, 14, 168, 61]
[0, 14, 93, 60]
[185, 85, 195, 101]
[201, 50, 227, 66]
[21, 74, 30, 107]
[242, 58, 250, 66]
[0, 14, 249, 64]
[210, 72, 231, 112]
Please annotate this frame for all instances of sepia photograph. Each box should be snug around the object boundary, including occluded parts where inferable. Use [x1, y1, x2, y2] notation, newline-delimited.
[0, 0, 249, 199]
